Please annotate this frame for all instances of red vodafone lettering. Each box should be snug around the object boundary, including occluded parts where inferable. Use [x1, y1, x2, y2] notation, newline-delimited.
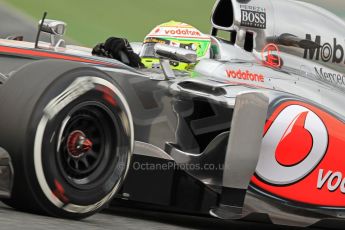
[225, 69, 265, 82]
[164, 29, 201, 36]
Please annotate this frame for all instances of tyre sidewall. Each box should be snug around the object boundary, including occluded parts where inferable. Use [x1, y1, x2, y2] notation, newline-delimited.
[24, 68, 133, 218]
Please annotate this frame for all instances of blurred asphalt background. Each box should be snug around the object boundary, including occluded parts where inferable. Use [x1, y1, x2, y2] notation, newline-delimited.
[0, 0, 344, 229]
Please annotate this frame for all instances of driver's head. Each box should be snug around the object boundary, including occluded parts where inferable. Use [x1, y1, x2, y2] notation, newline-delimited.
[140, 21, 211, 70]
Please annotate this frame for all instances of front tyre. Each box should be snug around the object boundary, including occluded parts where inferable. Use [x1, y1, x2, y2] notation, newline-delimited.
[0, 60, 133, 219]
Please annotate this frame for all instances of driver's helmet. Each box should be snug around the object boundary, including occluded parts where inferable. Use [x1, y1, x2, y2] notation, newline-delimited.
[140, 21, 211, 71]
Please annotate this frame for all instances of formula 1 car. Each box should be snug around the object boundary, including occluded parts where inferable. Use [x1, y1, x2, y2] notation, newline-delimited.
[0, 0, 345, 227]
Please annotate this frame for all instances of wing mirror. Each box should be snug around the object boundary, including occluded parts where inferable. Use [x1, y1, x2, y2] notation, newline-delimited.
[148, 44, 198, 80]
[154, 43, 198, 64]
[153, 44, 198, 80]
[40, 19, 66, 36]
[38, 19, 66, 48]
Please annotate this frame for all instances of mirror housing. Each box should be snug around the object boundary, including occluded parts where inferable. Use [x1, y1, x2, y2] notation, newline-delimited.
[154, 43, 197, 64]
[38, 19, 67, 48]
[40, 19, 66, 36]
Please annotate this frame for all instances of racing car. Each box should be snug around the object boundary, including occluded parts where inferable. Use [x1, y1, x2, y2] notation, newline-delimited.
[0, 0, 345, 227]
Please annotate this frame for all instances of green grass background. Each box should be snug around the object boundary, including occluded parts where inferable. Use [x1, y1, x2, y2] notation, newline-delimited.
[1, 0, 216, 46]
[1, 0, 344, 47]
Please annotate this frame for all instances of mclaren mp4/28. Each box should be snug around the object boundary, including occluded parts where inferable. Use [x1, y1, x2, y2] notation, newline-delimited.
[0, 0, 345, 227]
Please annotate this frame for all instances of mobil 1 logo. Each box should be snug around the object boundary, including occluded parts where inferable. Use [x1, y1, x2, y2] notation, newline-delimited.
[240, 5, 266, 29]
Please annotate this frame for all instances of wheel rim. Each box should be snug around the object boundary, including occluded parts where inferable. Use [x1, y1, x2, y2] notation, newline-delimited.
[57, 103, 119, 189]
[32, 75, 134, 214]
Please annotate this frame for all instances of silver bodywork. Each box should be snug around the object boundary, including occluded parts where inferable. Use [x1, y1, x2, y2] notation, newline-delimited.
[0, 0, 345, 227]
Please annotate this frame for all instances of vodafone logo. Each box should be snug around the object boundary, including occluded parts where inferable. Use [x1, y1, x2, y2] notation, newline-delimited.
[317, 169, 345, 193]
[256, 104, 328, 185]
[165, 28, 201, 36]
[226, 69, 264, 83]
[252, 101, 345, 207]
[148, 27, 209, 39]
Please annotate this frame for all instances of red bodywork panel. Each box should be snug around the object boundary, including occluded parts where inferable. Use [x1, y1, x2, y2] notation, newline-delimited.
[253, 101, 345, 208]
